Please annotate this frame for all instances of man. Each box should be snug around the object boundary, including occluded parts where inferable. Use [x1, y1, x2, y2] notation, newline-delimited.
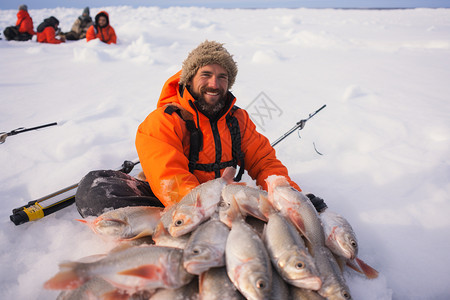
[4, 4, 35, 41]
[75, 40, 325, 217]
[62, 7, 93, 40]
[36, 16, 65, 44]
[86, 11, 117, 44]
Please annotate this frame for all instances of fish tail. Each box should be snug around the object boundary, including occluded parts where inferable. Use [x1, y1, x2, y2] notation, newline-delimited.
[355, 257, 379, 279]
[43, 262, 85, 290]
[222, 167, 237, 184]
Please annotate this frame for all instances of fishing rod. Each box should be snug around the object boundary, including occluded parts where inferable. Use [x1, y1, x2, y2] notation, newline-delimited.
[0, 122, 58, 144]
[9, 159, 140, 225]
[271, 104, 326, 147]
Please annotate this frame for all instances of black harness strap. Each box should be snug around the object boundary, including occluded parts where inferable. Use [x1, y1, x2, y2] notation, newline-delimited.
[164, 104, 245, 181]
[226, 106, 245, 182]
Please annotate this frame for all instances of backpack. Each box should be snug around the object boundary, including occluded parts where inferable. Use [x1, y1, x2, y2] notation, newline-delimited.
[3, 25, 20, 41]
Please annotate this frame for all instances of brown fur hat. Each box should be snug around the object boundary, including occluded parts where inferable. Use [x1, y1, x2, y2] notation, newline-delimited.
[180, 40, 238, 89]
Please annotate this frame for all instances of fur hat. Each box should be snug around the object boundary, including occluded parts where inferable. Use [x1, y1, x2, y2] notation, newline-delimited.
[180, 40, 238, 89]
[18, 4, 28, 11]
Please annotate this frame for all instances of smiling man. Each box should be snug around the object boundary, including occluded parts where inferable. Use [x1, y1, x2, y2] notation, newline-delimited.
[135, 40, 303, 207]
[75, 40, 327, 217]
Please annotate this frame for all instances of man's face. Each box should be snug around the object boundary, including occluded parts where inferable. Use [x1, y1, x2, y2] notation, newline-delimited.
[189, 64, 229, 117]
[98, 16, 107, 27]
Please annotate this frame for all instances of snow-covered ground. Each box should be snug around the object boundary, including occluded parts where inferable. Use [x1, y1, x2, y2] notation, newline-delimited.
[1, 5, 449, 300]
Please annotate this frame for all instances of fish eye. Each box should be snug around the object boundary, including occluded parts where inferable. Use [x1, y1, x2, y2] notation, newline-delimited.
[174, 219, 183, 227]
[219, 201, 229, 208]
[295, 261, 305, 269]
[192, 248, 200, 255]
[342, 290, 351, 299]
[256, 279, 266, 289]
[351, 240, 357, 247]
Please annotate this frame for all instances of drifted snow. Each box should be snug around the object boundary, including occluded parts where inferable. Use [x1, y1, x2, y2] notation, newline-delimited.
[0, 5, 449, 300]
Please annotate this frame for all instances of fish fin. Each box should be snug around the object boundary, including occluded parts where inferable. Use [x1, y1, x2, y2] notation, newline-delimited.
[258, 194, 273, 220]
[345, 259, 364, 274]
[43, 262, 85, 290]
[118, 264, 162, 279]
[287, 207, 312, 244]
[355, 257, 379, 279]
[222, 167, 237, 184]
[229, 182, 247, 186]
[75, 219, 88, 224]
[194, 193, 203, 208]
[152, 221, 168, 241]
[101, 290, 130, 300]
[121, 228, 154, 241]
[228, 196, 243, 224]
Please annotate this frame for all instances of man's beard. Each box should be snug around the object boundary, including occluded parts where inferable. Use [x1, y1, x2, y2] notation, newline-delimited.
[191, 87, 227, 118]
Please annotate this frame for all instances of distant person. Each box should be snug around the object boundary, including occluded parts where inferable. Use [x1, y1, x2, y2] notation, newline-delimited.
[86, 11, 117, 44]
[3, 4, 35, 41]
[36, 16, 65, 44]
[62, 7, 93, 41]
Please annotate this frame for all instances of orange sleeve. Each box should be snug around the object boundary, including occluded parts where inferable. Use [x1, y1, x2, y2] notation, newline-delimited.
[238, 109, 301, 192]
[86, 25, 95, 42]
[136, 108, 200, 207]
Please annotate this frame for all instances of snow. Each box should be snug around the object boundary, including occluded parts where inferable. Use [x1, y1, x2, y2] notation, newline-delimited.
[1, 4, 450, 300]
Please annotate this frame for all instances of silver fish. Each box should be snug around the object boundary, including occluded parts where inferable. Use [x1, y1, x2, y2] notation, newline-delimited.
[77, 206, 163, 240]
[263, 209, 322, 290]
[44, 245, 194, 292]
[314, 245, 352, 300]
[320, 210, 378, 279]
[320, 210, 358, 260]
[169, 167, 236, 237]
[199, 267, 245, 300]
[266, 175, 352, 300]
[225, 197, 272, 300]
[183, 215, 230, 275]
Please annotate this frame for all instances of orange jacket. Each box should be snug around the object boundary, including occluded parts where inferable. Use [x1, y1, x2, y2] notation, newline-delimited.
[136, 71, 301, 207]
[16, 10, 35, 35]
[36, 26, 63, 44]
[86, 11, 117, 44]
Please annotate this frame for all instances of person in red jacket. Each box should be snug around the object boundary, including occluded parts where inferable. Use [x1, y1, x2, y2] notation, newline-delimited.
[75, 40, 327, 217]
[86, 11, 117, 44]
[36, 16, 65, 44]
[15, 4, 35, 40]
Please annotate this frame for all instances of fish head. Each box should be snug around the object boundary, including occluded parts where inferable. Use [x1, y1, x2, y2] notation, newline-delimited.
[327, 226, 358, 260]
[239, 270, 272, 300]
[168, 206, 203, 237]
[277, 249, 322, 290]
[337, 230, 358, 260]
[183, 244, 224, 275]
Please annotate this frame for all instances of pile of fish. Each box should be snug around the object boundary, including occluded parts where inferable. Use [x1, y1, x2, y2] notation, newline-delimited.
[44, 167, 378, 299]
